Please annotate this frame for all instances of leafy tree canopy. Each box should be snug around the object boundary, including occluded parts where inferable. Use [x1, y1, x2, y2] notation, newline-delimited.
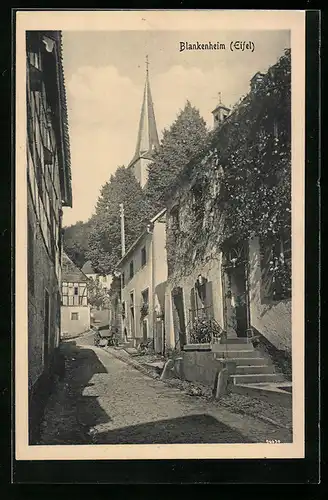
[87, 277, 109, 309]
[86, 166, 150, 275]
[144, 100, 208, 213]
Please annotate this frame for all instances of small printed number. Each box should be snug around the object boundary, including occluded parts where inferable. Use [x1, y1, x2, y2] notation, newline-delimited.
[266, 439, 281, 444]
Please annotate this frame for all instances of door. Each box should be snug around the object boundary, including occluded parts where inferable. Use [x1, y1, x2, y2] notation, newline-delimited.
[44, 289, 50, 369]
[222, 242, 250, 337]
[171, 287, 186, 347]
[129, 291, 135, 337]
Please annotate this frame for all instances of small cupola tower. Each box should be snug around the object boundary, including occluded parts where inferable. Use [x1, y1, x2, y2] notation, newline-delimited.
[211, 92, 230, 129]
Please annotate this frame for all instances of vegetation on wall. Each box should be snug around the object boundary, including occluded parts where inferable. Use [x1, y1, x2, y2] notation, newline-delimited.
[166, 49, 291, 283]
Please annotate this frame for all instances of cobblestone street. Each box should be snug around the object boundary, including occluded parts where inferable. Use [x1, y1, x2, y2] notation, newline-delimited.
[39, 333, 292, 445]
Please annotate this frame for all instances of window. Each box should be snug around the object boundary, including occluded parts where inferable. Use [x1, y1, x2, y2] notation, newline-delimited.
[130, 291, 134, 307]
[74, 286, 79, 296]
[141, 289, 149, 318]
[141, 246, 147, 267]
[71, 312, 79, 321]
[141, 288, 149, 305]
[121, 272, 125, 288]
[129, 260, 134, 279]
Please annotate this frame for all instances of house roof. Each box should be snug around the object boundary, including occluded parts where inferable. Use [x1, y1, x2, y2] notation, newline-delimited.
[81, 260, 95, 274]
[116, 208, 166, 269]
[128, 65, 159, 168]
[62, 253, 89, 283]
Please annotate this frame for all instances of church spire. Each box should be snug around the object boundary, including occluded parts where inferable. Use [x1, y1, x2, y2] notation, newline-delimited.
[129, 56, 159, 187]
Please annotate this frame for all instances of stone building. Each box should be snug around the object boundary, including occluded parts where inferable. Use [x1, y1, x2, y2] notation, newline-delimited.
[61, 253, 90, 338]
[116, 209, 167, 353]
[164, 50, 292, 388]
[26, 31, 72, 442]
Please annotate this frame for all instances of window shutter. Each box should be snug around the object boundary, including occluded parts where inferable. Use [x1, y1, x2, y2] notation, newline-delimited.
[204, 281, 214, 319]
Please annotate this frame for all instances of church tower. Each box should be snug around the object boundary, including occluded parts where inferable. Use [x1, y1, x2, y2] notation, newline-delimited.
[129, 56, 160, 188]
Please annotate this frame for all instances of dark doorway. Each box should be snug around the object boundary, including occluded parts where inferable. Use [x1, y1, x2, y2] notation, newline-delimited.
[222, 242, 250, 338]
[171, 287, 186, 347]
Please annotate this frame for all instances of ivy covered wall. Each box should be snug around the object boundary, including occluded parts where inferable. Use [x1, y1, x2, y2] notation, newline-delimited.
[164, 49, 292, 351]
[166, 48, 291, 284]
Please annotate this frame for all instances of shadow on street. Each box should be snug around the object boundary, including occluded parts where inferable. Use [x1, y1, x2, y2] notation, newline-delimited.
[40, 340, 250, 445]
[92, 413, 249, 444]
[39, 341, 111, 445]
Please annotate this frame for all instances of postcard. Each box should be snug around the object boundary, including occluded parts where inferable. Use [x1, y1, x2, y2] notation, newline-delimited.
[15, 9, 305, 461]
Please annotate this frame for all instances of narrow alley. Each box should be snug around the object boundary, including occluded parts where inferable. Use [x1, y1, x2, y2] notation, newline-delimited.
[38, 333, 292, 445]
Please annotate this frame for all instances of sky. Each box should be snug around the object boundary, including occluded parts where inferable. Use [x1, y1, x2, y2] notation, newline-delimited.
[61, 30, 290, 227]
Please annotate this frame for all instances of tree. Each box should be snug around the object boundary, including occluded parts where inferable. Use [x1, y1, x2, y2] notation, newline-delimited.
[86, 166, 151, 275]
[144, 100, 208, 213]
[63, 219, 94, 269]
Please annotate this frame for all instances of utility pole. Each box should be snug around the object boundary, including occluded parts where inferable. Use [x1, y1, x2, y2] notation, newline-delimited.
[119, 203, 125, 257]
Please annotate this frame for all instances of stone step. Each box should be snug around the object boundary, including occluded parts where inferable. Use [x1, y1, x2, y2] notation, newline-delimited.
[214, 349, 261, 359]
[212, 343, 255, 352]
[235, 365, 274, 375]
[229, 357, 268, 366]
[231, 373, 285, 384]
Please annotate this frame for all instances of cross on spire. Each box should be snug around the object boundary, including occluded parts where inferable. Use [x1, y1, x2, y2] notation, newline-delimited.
[146, 55, 149, 76]
[212, 92, 223, 104]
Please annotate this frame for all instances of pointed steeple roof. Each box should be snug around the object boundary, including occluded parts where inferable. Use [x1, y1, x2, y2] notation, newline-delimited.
[129, 56, 159, 167]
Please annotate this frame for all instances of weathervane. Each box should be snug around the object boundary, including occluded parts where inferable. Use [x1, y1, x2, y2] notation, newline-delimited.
[146, 54, 149, 75]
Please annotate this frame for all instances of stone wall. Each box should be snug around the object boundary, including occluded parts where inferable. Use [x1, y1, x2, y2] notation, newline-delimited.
[179, 350, 221, 388]
[28, 194, 60, 389]
[28, 193, 61, 443]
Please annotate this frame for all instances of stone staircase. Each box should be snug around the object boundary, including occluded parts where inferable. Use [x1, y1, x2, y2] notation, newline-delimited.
[212, 338, 286, 387]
